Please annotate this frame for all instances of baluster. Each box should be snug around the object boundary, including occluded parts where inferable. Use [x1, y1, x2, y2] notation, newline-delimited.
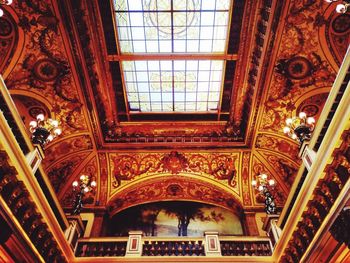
[221, 242, 227, 256]
[143, 241, 148, 256]
[105, 242, 111, 256]
[76, 243, 83, 257]
[189, 241, 192, 256]
[256, 243, 263, 256]
[264, 242, 271, 255]
[99, 242, 105, 256]
[251, 243, 257, 256]
[116, 242, 123, 256]
[182, 241, 188, 256]
[162, 241, 169, 256]
[235, 242, 241, 256]
[106, 242, 113, 256]
[262, 242, 267, 256]
[229, 242, 234, 256]
[159, 241, 165, 256]
[174, 241, 179, 256]
[226, 242, 231, 256]
[150, 241, 156, 256]
[85, 243, 92, 257]
[120, 242, 126, 256]
[190, 241, 197, 256]
[116, 242, 121, 256]
[198, 240, 204, 256]
[81, 243, 88, 257]
[178, 241, 183, 256]
[155, 241, 161, 256]
[170, 241, 176, 256]
[92, 243, 98, 256]
[243, 242, 249, 256]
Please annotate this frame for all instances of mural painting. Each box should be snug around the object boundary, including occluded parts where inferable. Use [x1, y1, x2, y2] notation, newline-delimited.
[109, 201, 243, 237]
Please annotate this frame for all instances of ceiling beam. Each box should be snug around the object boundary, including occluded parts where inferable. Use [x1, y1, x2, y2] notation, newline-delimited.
[107, 54, 238, 61]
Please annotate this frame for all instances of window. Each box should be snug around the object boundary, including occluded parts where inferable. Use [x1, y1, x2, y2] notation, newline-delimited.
[114, 0, 232, 113]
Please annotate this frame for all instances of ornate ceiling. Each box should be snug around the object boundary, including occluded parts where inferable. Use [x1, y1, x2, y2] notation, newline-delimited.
[0, 0, 348, 216]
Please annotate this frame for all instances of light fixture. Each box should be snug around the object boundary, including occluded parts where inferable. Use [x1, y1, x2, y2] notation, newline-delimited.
[29, 114, 62, 147]
[325, 0, 350, 13]
[252, 174, 276, 214]
[71, 175, 97, 215]
[0, 0, 13, 17]
[283, 112, 315, 145]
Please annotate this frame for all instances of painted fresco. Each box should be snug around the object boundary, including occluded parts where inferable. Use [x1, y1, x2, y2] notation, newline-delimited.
[109, 201, 243, 237]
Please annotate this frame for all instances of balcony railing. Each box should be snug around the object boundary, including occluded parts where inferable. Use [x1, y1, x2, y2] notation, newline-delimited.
[142, 238, 205, 256]
[75, 235, 272, 258]
[75, 237, 128, 257]
[220, 239, 272, 256]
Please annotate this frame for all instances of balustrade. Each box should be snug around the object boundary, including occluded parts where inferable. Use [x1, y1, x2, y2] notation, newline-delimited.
[220, 239, 272, 256]
[75, 238, 127, 257]
[75, 236, 273, 258]
[142, 239, 205, 256]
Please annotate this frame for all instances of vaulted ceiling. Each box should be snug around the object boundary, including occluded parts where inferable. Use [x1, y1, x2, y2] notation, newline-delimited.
[0, 0, 348, 215]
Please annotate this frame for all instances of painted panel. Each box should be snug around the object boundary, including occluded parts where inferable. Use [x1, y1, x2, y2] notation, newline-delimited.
[109, 201, 243, 237]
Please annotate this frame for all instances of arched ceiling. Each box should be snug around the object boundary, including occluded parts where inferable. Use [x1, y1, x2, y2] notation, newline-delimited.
[0, 0, 349, 214]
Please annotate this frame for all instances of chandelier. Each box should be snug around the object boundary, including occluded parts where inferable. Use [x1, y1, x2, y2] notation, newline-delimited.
[283, 112, 315, 145]
[252, 174, 276, 214]
[29, 114, 62, 147]
[0, 0, 13, 17]
[325, 0, 350, 13]
[72, 175, 97, 215]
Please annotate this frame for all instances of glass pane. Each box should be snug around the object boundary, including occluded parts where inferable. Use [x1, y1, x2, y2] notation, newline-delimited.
[129, 13, 144, 26]
[122, 60, 224, 112]
[127, 0, 143, 10]
[208, 101, 218, 110]
[114, 0, 231, 112]
[114, 0, 231, 54]
[201, 0, 216, 10]
[197, 102, 207, 111]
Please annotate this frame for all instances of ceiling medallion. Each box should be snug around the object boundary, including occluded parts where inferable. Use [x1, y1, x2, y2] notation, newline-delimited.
[277, 56, 313, 80]
[33, 58, 59, 82]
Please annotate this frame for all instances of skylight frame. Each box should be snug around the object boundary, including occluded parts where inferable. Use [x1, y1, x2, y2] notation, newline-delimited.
[113, 0, 233, 113]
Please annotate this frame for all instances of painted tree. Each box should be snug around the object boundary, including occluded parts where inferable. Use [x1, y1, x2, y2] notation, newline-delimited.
[141, 206, 161, 236]
[164, 202, 224, 236]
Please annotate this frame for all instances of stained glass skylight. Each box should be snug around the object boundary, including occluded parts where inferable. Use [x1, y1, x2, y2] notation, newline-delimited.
[124, 60, 223, 112]
[113, 0, 232, 112]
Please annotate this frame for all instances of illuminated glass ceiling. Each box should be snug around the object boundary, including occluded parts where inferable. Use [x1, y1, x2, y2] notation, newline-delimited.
[113, 0, 232, 112]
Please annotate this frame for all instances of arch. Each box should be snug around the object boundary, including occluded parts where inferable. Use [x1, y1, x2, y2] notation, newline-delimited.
[107, 175, 244, 218]
[10, 91, 57, 116]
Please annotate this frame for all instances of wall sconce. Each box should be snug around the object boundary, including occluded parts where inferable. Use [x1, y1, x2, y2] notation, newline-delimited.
[0, 0, 13, 17]
[29, 114, 62, 147]
[72, 175, 97, 215]
[283, 112, 315, 145]
[252, 174, 276, 214]
[325, 0, 350, 13]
